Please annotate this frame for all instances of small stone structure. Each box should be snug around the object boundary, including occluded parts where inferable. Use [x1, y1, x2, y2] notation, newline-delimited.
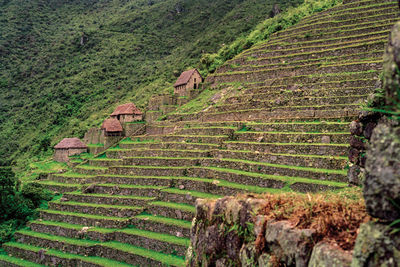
[174, 68, 203, 97]
[53, 138, 88, 162]
[101, 118, 123, 136]
[110, 103, 143, 123]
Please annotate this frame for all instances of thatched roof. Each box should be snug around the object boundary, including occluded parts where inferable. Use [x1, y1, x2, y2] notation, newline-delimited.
[174, 69, 201, 87]
[111, 103, 143, 116]
[54, 138, 87, 149]
[101, 118, 123, 132]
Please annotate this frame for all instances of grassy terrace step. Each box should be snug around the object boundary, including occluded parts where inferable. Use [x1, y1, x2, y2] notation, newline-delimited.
[3, 242, 133, 267]
[28, 220, 189, 256]
[39, 209, 132, 228]
[224, 50, 383, 73]
[117, 155, 347, 177]
[242, 80, 377, 95]
[101, 242, 185, 267]
[235, 42, 386, 71]
[157, 134, 230, 144]
[210, 70, 378, 88]
[221, 58, 382, 79]
[200, 108, 360, 124]
[108, 165, 188, 177]
[37, 180, 81, 193]
[251, 20, 397, 55]
[16, 227, 189, 260]
[212, 150, 348, 170]
[214, 95, 368, 112]
[233, 86, 374, 101]
[89, 158, 123, 167]
[148, 201, 196, 221]
[187, 167, 347, 193]
[234, 131, 350, 144]
[78, 175, 283, 196]
[177, 126, 236, 136]
[242, 121, 350, 132]
[87, 184, 166, 197]
[273, 9, 397, 42]
[215, 59, 382, 80]
[64, 192, 155, 206]
[267, 10, 399, 41]
[297, 1, 397, 24]
[242, 31, 388, 57]
[14, 229, 97, 255]
[286, 3, 398, 31]
[246, 31, 389, 56]
[161, 188, 222, 205]
[208, 158, 347, 182]
[133, 214, 192, 238]
[49, 172, 97, 184]
[117, 141, 221, 151]
[0, 254, 44, 267]
[223, 141, 349, 157]
[74, 164, 108, 175]
[48, 200, 143, 217]
[107, 148, 212, 159]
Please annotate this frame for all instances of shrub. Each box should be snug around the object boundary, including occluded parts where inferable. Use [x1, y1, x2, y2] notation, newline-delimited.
[0, 167, 54, 244]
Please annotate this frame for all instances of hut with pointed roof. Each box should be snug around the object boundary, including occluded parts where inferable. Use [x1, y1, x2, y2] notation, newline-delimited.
[110, 103, 143, 123]
[101, 118, 123, 136]
[54, 138, 88, 162]
[174, 68, 203, 97]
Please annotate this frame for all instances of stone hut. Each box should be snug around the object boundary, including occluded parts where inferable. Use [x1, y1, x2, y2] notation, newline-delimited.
[101, 118, 123, 136]
[54, 138, 88, 162]
[110, 103, 143, 123]
[174, 68, 203, 97]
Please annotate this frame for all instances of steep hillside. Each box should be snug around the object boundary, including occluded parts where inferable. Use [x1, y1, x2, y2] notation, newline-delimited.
[1, 0, 398, 266]
[0, 0, 304, 169]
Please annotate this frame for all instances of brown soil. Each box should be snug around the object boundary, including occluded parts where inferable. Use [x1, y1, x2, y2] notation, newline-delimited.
[256, 187, 370, 251]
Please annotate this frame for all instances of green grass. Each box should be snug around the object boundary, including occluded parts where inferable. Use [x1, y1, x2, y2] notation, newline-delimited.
[3, 242, 133, 267]
[16, 229, 97, 246]
[223, 141, 349, 147]
[162, 188, 223, 199]
[119, 228, 190, 247]
[55, 172, 96, 178]
[75, 165, 108, 170]
[101, 242, 185, 267]
[96, 183, 167, 190]
[205, 166, 348, 187]
[135, 214, 192, 229]
[0, 254, 44, 267]
[219, 158, 347, 175]
[234, 131, 350, 135]
[65, 191, 155, 201]
[150, 201, 196, 213]
[51, 200, 143, 210]
[38, 209, 132, 221]
[87, 143, 105, 148]
[37, 180, 81, 188]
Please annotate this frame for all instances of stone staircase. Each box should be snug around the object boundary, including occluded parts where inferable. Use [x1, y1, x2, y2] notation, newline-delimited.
[1, 0, 398, 266]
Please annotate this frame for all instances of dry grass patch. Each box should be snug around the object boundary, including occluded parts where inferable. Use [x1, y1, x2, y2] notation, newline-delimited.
[256, 187, 369, 250]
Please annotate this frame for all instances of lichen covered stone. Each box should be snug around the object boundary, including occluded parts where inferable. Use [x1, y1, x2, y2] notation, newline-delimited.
[364, 123, 400, 221]
[352, 221, 400, 267]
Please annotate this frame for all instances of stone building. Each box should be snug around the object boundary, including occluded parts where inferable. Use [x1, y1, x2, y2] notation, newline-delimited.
[101, 118, 123, 136]
[54, 138, 88, 162]
[174, 69, 203, 97]
[110, 103, 143, 123]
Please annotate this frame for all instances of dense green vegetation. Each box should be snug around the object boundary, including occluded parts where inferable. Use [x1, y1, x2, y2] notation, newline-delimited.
[0, 0, 305, 173]
[0, 167, 53, 244]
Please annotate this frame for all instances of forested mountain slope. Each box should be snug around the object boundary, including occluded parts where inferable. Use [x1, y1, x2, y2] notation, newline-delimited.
[0, 0, 303, 168]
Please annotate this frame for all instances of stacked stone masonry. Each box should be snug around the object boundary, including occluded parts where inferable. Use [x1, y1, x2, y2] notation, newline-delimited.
[2, 1, 399, 266]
